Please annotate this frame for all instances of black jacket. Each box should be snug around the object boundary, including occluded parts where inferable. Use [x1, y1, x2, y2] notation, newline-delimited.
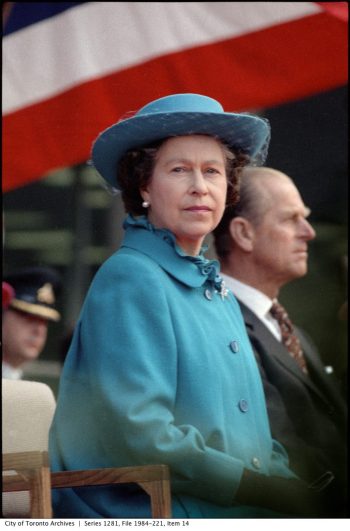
[238, 300, 348, 515]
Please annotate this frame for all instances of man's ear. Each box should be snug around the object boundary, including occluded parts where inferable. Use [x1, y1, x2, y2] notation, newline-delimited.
[229, 217, 255, 252]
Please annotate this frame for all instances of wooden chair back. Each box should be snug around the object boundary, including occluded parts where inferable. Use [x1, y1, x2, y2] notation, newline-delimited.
[2, 379, 172, 518]
[2, 379, 56, 517]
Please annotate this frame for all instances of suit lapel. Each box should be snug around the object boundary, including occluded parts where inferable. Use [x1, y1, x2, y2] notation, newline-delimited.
[297, 327, 347, 415]
[238, 300, 332, 405]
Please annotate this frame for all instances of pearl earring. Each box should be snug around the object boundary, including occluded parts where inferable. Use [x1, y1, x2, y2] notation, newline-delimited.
[142, 201, 150, 208]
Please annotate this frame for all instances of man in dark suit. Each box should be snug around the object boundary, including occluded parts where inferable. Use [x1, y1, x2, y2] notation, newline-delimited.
[213, 166, 347, 516]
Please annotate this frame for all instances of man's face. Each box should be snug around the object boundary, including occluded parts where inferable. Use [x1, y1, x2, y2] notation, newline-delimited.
[2, 309, 48, 367]
[251, 176, 316, 291]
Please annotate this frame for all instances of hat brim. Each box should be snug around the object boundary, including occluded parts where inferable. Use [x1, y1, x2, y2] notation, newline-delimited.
[9, 299, 61, 322]
[92, 111, 270, 189]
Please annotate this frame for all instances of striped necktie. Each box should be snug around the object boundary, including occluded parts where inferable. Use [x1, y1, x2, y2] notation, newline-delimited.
[270, 300, 308, 374]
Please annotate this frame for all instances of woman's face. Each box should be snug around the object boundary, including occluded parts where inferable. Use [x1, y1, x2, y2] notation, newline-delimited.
[141, 135, 228, 256]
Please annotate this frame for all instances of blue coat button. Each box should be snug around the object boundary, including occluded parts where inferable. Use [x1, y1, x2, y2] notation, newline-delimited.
[230, 340, 239, 353]
[238, 399, 249, 412]
[204, 289, 212, 300]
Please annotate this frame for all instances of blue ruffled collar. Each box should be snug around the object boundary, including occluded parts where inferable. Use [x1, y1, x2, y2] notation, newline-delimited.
[123, 215, 228, 297]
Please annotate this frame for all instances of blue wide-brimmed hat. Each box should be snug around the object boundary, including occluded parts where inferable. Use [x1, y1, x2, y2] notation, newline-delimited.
[92, 93, 270, 189]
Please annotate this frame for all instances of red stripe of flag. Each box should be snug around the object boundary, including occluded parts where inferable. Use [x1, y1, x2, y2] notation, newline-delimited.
[315, 2, 348, 21]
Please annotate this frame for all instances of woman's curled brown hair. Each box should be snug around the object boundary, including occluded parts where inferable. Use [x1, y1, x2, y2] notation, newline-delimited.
[117, 135, 250, 216]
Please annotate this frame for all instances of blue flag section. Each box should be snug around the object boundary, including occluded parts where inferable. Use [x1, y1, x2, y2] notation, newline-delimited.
[3, 2, 85, 35]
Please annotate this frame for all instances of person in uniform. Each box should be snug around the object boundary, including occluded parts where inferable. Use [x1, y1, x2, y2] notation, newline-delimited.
[2, 266, 61, 379]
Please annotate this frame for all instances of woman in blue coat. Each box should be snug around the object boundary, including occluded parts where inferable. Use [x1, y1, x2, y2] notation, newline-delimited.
[49, 93, 321, 518]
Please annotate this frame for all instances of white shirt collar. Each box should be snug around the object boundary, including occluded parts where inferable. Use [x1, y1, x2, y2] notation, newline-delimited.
[221, 274, 281, 340]
[2, 361, 23, 380]
[221, 274, 272, 317]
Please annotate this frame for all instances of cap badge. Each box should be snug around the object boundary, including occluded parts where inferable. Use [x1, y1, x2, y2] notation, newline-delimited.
[37, 283, 55, 304]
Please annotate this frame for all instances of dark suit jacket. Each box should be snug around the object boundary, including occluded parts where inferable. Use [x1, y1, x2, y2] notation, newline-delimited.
[237, 300, 347, 512]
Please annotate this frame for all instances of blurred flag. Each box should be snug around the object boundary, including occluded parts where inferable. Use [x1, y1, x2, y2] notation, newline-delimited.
[3, 2, 348, 191]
